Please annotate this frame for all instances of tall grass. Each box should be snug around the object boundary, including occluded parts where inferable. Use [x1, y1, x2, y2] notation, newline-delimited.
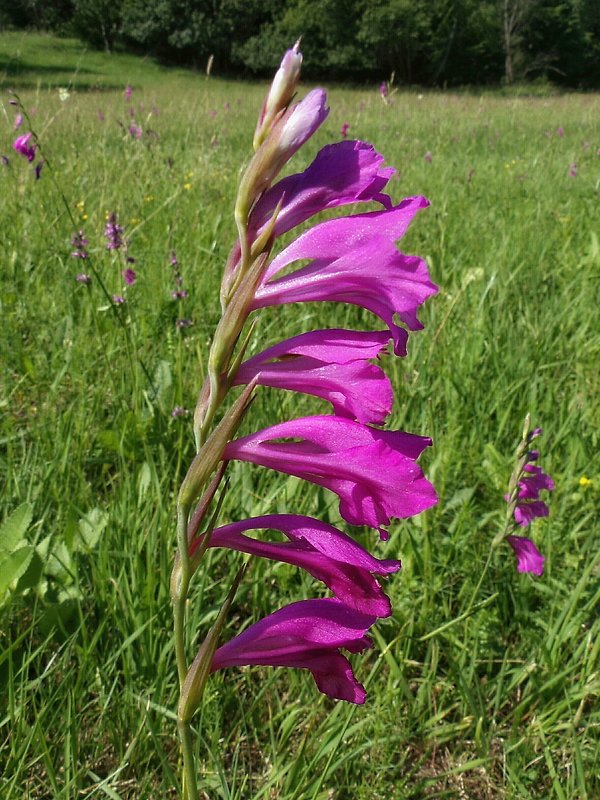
[1, 33, 599, 800]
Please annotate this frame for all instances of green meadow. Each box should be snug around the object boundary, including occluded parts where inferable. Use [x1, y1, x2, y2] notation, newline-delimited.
[1, 32, 599, 800]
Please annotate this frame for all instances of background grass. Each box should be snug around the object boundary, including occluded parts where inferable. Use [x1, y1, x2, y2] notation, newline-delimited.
[1, 32, 599, 800]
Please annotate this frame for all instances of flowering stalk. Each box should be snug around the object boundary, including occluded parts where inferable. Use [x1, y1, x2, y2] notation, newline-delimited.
[171, 45, 438, 799]
[493, 414, 554, 575]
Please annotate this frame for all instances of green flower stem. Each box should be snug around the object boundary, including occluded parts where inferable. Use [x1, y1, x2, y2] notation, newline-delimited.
[173, 503, 200, 800]
[174, 505, 191, 686]
[177, 717, 200, 800]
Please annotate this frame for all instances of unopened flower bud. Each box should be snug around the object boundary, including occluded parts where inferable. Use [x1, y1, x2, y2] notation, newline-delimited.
[254, 41, 303, 150]
[237, 89, 329, 222]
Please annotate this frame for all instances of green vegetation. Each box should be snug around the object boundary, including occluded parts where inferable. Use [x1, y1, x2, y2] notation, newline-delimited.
[1, 33, 599, 800]
[2, 0, 600, 87]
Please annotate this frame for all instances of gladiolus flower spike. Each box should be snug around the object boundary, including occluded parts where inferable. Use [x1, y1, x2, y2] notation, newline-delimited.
[497, 417, 554, 576]
[173, 45, 439, 792]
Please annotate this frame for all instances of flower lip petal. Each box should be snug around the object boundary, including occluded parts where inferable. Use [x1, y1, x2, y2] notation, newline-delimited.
[249, 140, 396, 239]
[235, 329, 394, 424]
[507, 536, 545, 575]
[190, 513, 401, 617]
[224, 416, 437, 534]
[211, 598, 375, 703]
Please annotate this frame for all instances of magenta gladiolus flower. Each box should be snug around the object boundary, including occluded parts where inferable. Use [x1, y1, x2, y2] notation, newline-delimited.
[211, 599, 376, 703]
[234, 329, 393, 424]
[190, 514, 401, 616]
[512, 461, 554, 528]
[13, 132, 36, 162]
[225, 416, 437, 539]
[506, 536, 545, 576]
[379, 82, 388, 98]
[341, 122, 349, 138]
[249, 140, 395, 240]
[252, 198, 438, 356]
[501, 423, 553, 575]
[14, 113, 23, 130]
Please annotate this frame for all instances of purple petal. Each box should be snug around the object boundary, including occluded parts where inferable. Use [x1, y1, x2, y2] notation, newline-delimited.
[224, 416, 437, 537]
[518, 464, 555, 500]
[507, 536, 545, 575]
[514, 500, 549, 527]
[234, 329, 393, 424]
[253, 199, 437, 356]
[250, 140, 395, 239]
[13, 132, 36, 162]
[211, 598, 375, 703]
[191, 513, 400, 616]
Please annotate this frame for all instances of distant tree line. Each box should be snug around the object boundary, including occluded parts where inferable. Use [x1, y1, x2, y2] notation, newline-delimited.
[1, 0, 599, 87]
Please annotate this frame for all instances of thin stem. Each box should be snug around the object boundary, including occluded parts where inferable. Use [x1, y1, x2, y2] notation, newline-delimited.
[177, 718, 200, 800]
[173, 505, 191, 686]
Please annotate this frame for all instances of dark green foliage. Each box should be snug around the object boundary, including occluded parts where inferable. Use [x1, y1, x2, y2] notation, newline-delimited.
[3, 0, 599, 86]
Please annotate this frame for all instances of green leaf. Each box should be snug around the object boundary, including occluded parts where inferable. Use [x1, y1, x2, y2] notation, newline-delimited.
[77, 508, 108, 552]
[150, 359, 172, 405]
[0, 502, 33, 556]
[137, 462, 152, 506]
[0, 546, 35, 597]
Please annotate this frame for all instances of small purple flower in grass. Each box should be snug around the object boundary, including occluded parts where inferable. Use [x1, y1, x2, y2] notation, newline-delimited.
[113, 294, 126, 305]
[211, 599, 376, 703]
[234, 328, 393, 424]
[341, 122, 349, 138]
[14, 113, 23, 130]
[124, 85, 133, 100]
[190, 514, 401, 617]
[1, 155, 9, 166]
[379, 82, 388, 99]
[176, 318, 194, 329]
[556, 126, 565, 137]
[568, 163, 577, 178]
[122, 267, 137, 286]
[34, 161, 43, 180]
[75, 273, 91, 284]
[129, 124, 143, 140]
[71, 231, 89, 259]
[13, 132, 36, 162]
[424, 151, 432, 163]
[172, 406, 189, 418]
[105, 212, 124, 250]
[225, 415, 437, 539]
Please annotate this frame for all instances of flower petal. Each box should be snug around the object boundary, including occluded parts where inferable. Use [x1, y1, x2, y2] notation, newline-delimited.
[211, 598, 375, 703]
[250, 140, 395, 239]
[191, 513, 400, 616]
[253, 199, 437, 356]
[507, 536, 545, 575]
[224, 415, 437, 537]
[234, 329, 393, 424]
